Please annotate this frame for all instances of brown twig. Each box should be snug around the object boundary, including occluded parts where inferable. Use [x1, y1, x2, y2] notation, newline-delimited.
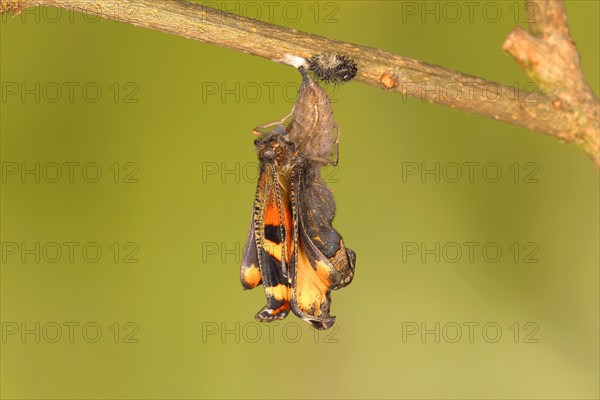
[1, 0, 598, 167]
[503, 0, 599, 167]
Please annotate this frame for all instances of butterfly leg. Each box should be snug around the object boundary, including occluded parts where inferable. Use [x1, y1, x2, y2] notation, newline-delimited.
[331, 124, 340, 166]
[252, 107, 295, 136]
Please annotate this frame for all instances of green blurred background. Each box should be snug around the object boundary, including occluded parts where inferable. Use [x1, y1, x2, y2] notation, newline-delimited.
[1, 1, 598, 398]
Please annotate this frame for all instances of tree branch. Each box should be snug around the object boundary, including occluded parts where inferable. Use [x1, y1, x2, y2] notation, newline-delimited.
[2, 0, 598, 167]
[503, 0, 599, 167]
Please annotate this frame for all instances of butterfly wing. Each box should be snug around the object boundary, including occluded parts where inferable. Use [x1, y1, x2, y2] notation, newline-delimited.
[252, 163, 293, 321]
[288, 162, 340, 330]
[240, 216, 262, 290]
[299, 163, 356, 289]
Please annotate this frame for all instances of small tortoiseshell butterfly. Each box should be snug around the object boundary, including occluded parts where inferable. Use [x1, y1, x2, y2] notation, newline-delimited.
[240, 66, 356, 330]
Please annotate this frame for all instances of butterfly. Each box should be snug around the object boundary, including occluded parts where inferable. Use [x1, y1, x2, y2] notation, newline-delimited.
[240, 67, 356, 330]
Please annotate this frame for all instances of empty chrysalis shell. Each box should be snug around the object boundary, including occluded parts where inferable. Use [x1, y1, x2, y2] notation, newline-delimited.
[285, 67, 338, 160]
